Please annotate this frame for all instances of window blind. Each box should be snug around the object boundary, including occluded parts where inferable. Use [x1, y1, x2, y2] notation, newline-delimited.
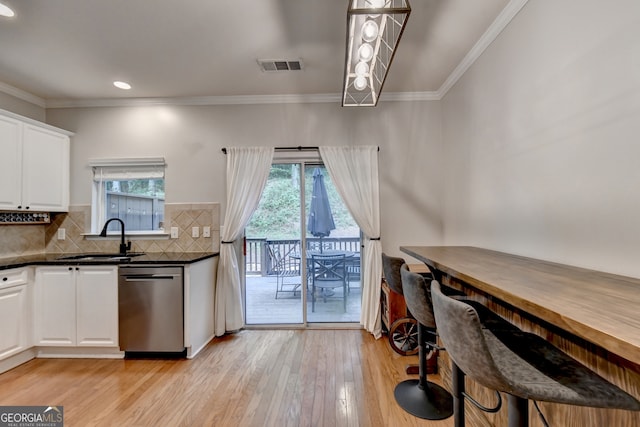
[90, 158, 165, 181]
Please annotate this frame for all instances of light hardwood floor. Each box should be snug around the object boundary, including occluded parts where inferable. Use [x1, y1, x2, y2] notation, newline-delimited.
[0, 330, 455, 427]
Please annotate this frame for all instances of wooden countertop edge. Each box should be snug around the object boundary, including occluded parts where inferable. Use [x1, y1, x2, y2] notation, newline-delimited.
[401, 246, 640, 365]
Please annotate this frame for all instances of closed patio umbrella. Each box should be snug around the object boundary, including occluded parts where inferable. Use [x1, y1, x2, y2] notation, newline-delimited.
[307, 168, 335, 251]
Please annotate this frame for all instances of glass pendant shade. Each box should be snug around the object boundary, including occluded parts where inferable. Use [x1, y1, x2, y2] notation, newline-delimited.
[353, 76, 368, 91]
[358, 43, 374, 62]
[355, 61, 369, 76]
[0, 2, 15, 17]
[361, 20, 379, 43]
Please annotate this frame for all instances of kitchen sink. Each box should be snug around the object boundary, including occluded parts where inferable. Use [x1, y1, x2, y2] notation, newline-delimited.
[56, 253, 146, 261]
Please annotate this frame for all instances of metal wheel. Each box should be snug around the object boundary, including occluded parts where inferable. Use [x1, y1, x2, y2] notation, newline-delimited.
[388, 317, 419, 356]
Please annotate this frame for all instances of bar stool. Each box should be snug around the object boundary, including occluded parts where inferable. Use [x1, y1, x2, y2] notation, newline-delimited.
[430, 280, 640, 427]
[397, 267, 519, 421]
[382, 253, 468, 358]
[393, 264, 453, 420]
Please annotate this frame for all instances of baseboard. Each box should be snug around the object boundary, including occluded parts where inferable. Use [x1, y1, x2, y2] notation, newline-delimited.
[187, 333, 215, 359]
[0, 348, 37, 374]
[35, 347, 124, 359]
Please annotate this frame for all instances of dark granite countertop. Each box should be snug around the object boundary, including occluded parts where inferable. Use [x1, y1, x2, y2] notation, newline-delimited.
[0, 252, 219, 271]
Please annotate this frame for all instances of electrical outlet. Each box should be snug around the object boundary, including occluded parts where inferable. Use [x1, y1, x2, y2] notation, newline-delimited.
[57, 228, 66, 240]
[170, 227, 179, 239]
[203, 226, 211, 238]
[192, 226, 199, 238]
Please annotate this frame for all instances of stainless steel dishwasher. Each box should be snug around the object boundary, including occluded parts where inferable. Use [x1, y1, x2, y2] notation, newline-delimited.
[118, 266, 185, 354]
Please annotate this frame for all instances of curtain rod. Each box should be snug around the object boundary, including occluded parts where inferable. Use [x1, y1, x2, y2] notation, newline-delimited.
[221, 146, 379, 154]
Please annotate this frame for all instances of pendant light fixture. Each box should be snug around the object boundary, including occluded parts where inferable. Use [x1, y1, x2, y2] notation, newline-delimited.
[342, 0, 411, 106]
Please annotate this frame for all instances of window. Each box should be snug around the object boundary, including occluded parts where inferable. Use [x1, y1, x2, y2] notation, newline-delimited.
[90, 158, 165, 234]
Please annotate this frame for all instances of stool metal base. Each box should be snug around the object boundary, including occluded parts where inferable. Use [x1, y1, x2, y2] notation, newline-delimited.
[394, 379, 454, 420]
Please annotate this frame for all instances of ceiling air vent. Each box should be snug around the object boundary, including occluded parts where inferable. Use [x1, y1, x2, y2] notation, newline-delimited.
[257, 59, 304, 72]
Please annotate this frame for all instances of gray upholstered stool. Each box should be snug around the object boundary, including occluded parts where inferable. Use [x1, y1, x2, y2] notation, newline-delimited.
[397, 266, 518, 421]
[392, 263, 453, 420]
[430, 280, 640, 427]
[381, 253, 407, 296]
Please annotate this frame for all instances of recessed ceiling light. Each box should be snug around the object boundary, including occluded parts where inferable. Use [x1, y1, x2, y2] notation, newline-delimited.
[0, 2, 15, 17]
[113, 81, 132, 90]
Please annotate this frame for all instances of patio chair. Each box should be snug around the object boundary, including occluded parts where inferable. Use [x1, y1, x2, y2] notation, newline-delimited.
[267, 243, 302, 299]
[307, 239, 334, 253]
[346, 255, 360, 293]
[310, 253, 347, 312]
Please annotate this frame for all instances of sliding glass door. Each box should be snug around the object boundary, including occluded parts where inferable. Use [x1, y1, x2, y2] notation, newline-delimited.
[244, 160, 361, 325]
[245, 163, 303, 324]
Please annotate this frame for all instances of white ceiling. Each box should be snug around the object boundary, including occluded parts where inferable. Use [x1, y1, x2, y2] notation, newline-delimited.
[0, 0, 517, 106]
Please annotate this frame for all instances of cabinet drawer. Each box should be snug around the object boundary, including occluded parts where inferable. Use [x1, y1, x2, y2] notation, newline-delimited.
[0, 268, 28, 289]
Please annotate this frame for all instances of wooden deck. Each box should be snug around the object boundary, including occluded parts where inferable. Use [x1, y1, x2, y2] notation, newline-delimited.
[245, 274, 361, 325]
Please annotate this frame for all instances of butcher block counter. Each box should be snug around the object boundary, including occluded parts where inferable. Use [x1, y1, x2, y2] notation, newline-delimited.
[400, 245, 640, 427]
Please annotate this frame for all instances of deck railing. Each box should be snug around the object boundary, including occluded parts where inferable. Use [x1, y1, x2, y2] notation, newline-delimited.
[246, 237, 361, 275]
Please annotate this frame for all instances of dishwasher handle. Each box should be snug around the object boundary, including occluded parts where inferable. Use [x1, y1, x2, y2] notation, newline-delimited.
[122, 274, 180, 281]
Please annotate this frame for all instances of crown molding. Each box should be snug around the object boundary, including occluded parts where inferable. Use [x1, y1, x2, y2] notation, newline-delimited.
[437, 0, 529, 99]
[44, 93, 342, 109]
[380, 91, 441, 102]
[0, 108, 74, 135]
[44, 91, 441, 108]
[2, 0, 528, 109]
[0, 81, 46, 108]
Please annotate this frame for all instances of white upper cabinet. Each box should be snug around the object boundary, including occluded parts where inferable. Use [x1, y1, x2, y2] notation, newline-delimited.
[22, 124, 70, 211]
[0, 110, 72, 212]
[0, 115, 23, 209]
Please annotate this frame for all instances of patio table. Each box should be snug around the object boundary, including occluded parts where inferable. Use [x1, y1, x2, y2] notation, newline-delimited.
[292, 250, 360, 294]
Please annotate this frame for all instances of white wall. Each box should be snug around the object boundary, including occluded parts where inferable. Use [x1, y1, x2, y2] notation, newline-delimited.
[44, 101, 444, 258]
[0, 92, 45, 121]
[441, 0, 640, 277]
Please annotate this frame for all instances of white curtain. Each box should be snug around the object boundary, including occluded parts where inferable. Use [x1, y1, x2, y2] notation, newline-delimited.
[215, 147, 274, 336]
[319, 146, 382, 338]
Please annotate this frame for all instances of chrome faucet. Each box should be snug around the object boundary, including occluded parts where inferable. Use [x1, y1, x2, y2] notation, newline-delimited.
[99, 218, 131, 255]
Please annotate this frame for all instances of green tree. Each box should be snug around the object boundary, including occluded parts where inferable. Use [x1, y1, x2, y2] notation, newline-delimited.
[246, 177, 300, 239]
[246, 165, 358, 239]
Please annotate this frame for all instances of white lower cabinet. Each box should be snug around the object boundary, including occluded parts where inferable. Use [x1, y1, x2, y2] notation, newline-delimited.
[34, 266, 118, 347]
[0, 268, 31, 359]
[76, 267, 119, 346]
